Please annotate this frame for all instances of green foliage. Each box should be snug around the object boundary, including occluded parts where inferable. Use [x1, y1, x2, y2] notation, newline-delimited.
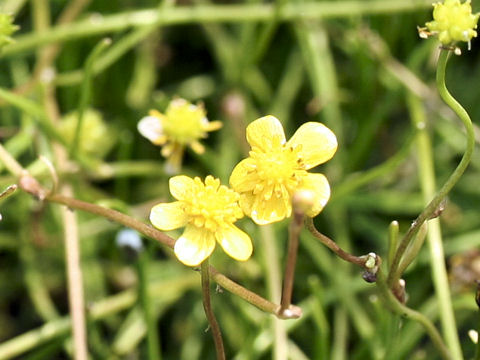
[1, 0, 480, 359]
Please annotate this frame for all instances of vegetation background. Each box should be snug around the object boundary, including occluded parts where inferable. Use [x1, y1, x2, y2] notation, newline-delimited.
[1, 0, 480, 359]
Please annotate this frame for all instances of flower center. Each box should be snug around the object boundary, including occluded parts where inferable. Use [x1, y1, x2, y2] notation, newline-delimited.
[162, 102, 207, 144]
[182, 176, 243, 231]
[250, 143, 307, 199]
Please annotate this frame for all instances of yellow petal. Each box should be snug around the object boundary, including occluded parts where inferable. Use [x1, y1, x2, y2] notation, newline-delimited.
[204, 120, 223, 132]
[150, 201, 188, 230]
[174, 225, 216, 266]
[215, 225, 253, 261]
[246, 115, 286, 151]
[299, 173, 331, 217]
[169, 175, 194, 200]
[138, 116, 165, 145]
[229, 158, 257, 192]
[287, 122, 337, 169]
[241, 192, 290, 225]
[190, 140, 205, 154]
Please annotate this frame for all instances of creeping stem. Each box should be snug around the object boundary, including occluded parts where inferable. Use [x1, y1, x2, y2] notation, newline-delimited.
[387, 49, 475, 286]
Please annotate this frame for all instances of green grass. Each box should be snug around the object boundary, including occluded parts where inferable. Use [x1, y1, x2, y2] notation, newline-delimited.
[1, 0, 480, 359]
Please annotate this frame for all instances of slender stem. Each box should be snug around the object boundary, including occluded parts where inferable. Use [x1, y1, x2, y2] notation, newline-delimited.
[33, 0, 89, 357]
[48, 193, 175, 247]
[476, 319, 480, 360]
[475, 283, 480, 360]
[279, 210, 303, 316]
[201, 260, 226, 360]
[388, 49, 475, 288]
[61, 185, 88, 360]
[70, 38, 111, 155]
[0, 142, 24, 177]
[137, 248, 162, 360]
[260, 224, 288, 360]
[387, 220, 399, 268]
[305, 217, 366, 267]
[376, 267, 452, 360]
[0, 184, 17, 200]
[407, 92, 463, 359]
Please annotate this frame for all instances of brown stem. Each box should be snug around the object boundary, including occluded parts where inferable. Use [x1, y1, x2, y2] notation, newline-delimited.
[47, 193, 175, 248]
[278, 209, 303, 317]
[44, 192, 301, 318]
[201, 260, 226, 360]
[305, 217, 366, 267]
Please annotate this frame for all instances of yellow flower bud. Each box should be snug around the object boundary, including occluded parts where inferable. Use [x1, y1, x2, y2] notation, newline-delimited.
[425, 0, 480, 46]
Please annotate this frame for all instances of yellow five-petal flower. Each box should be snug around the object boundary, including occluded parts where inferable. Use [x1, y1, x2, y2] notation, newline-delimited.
[138, 98, 222, 173]
[150, 175, 252, 266]
[229, 116, 337, 225]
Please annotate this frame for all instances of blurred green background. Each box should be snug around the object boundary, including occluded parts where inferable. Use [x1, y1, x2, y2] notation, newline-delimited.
[1, 0, 480, 359]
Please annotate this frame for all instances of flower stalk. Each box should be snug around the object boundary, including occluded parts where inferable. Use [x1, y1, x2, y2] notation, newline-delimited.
[387, 49, 475, 289]
[278, 199, 304, 317]
[201, 259, 226, 360]
[305, 217, 368, 268]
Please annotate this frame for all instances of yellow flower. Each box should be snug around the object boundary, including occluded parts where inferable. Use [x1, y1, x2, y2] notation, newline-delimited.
[425, 0, 479, 46]
[138, 98, 222, 173]
[150, 175, 252, 266]
[229, 116, 337, 225]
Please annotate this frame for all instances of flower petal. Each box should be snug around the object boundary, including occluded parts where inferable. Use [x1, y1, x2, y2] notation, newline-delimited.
[174, 225, 216, 266]
[246, 116, 286, 151]
[138, 116, 165, 145]
[203, 120, 223, 132]
[240, 192, 290, 225]
[169, 175, 194, 200]
[215, 225, 253, 261]
[150, 202, 188, 230]
[287, 122, 337, 169]
[299, 173, 331, 217]
[229, 158, 257, 193]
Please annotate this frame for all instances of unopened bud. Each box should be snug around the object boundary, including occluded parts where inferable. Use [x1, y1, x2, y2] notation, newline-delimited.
[292, 189, 315, 215]
[469, 329, 478, 344]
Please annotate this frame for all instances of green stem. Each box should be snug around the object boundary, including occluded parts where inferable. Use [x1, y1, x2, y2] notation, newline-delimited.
[476, 313, 480, 360]
[0, 184, 17, 200]
[0, 142, 23, 177]
[56, 25, 157, 87]
[259, 224, 289, 360]
[476, 281, 480, 359]
[407, 91, 463, 359]
[70, 38, 111, 156]
[201, 260, 226, 360]
[376, 268, 452, 360]
[137, 248, 162, 360]
[3, 0, 432, 56]
[388, 49, 475, 290]
[387, 221, 399, 268]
